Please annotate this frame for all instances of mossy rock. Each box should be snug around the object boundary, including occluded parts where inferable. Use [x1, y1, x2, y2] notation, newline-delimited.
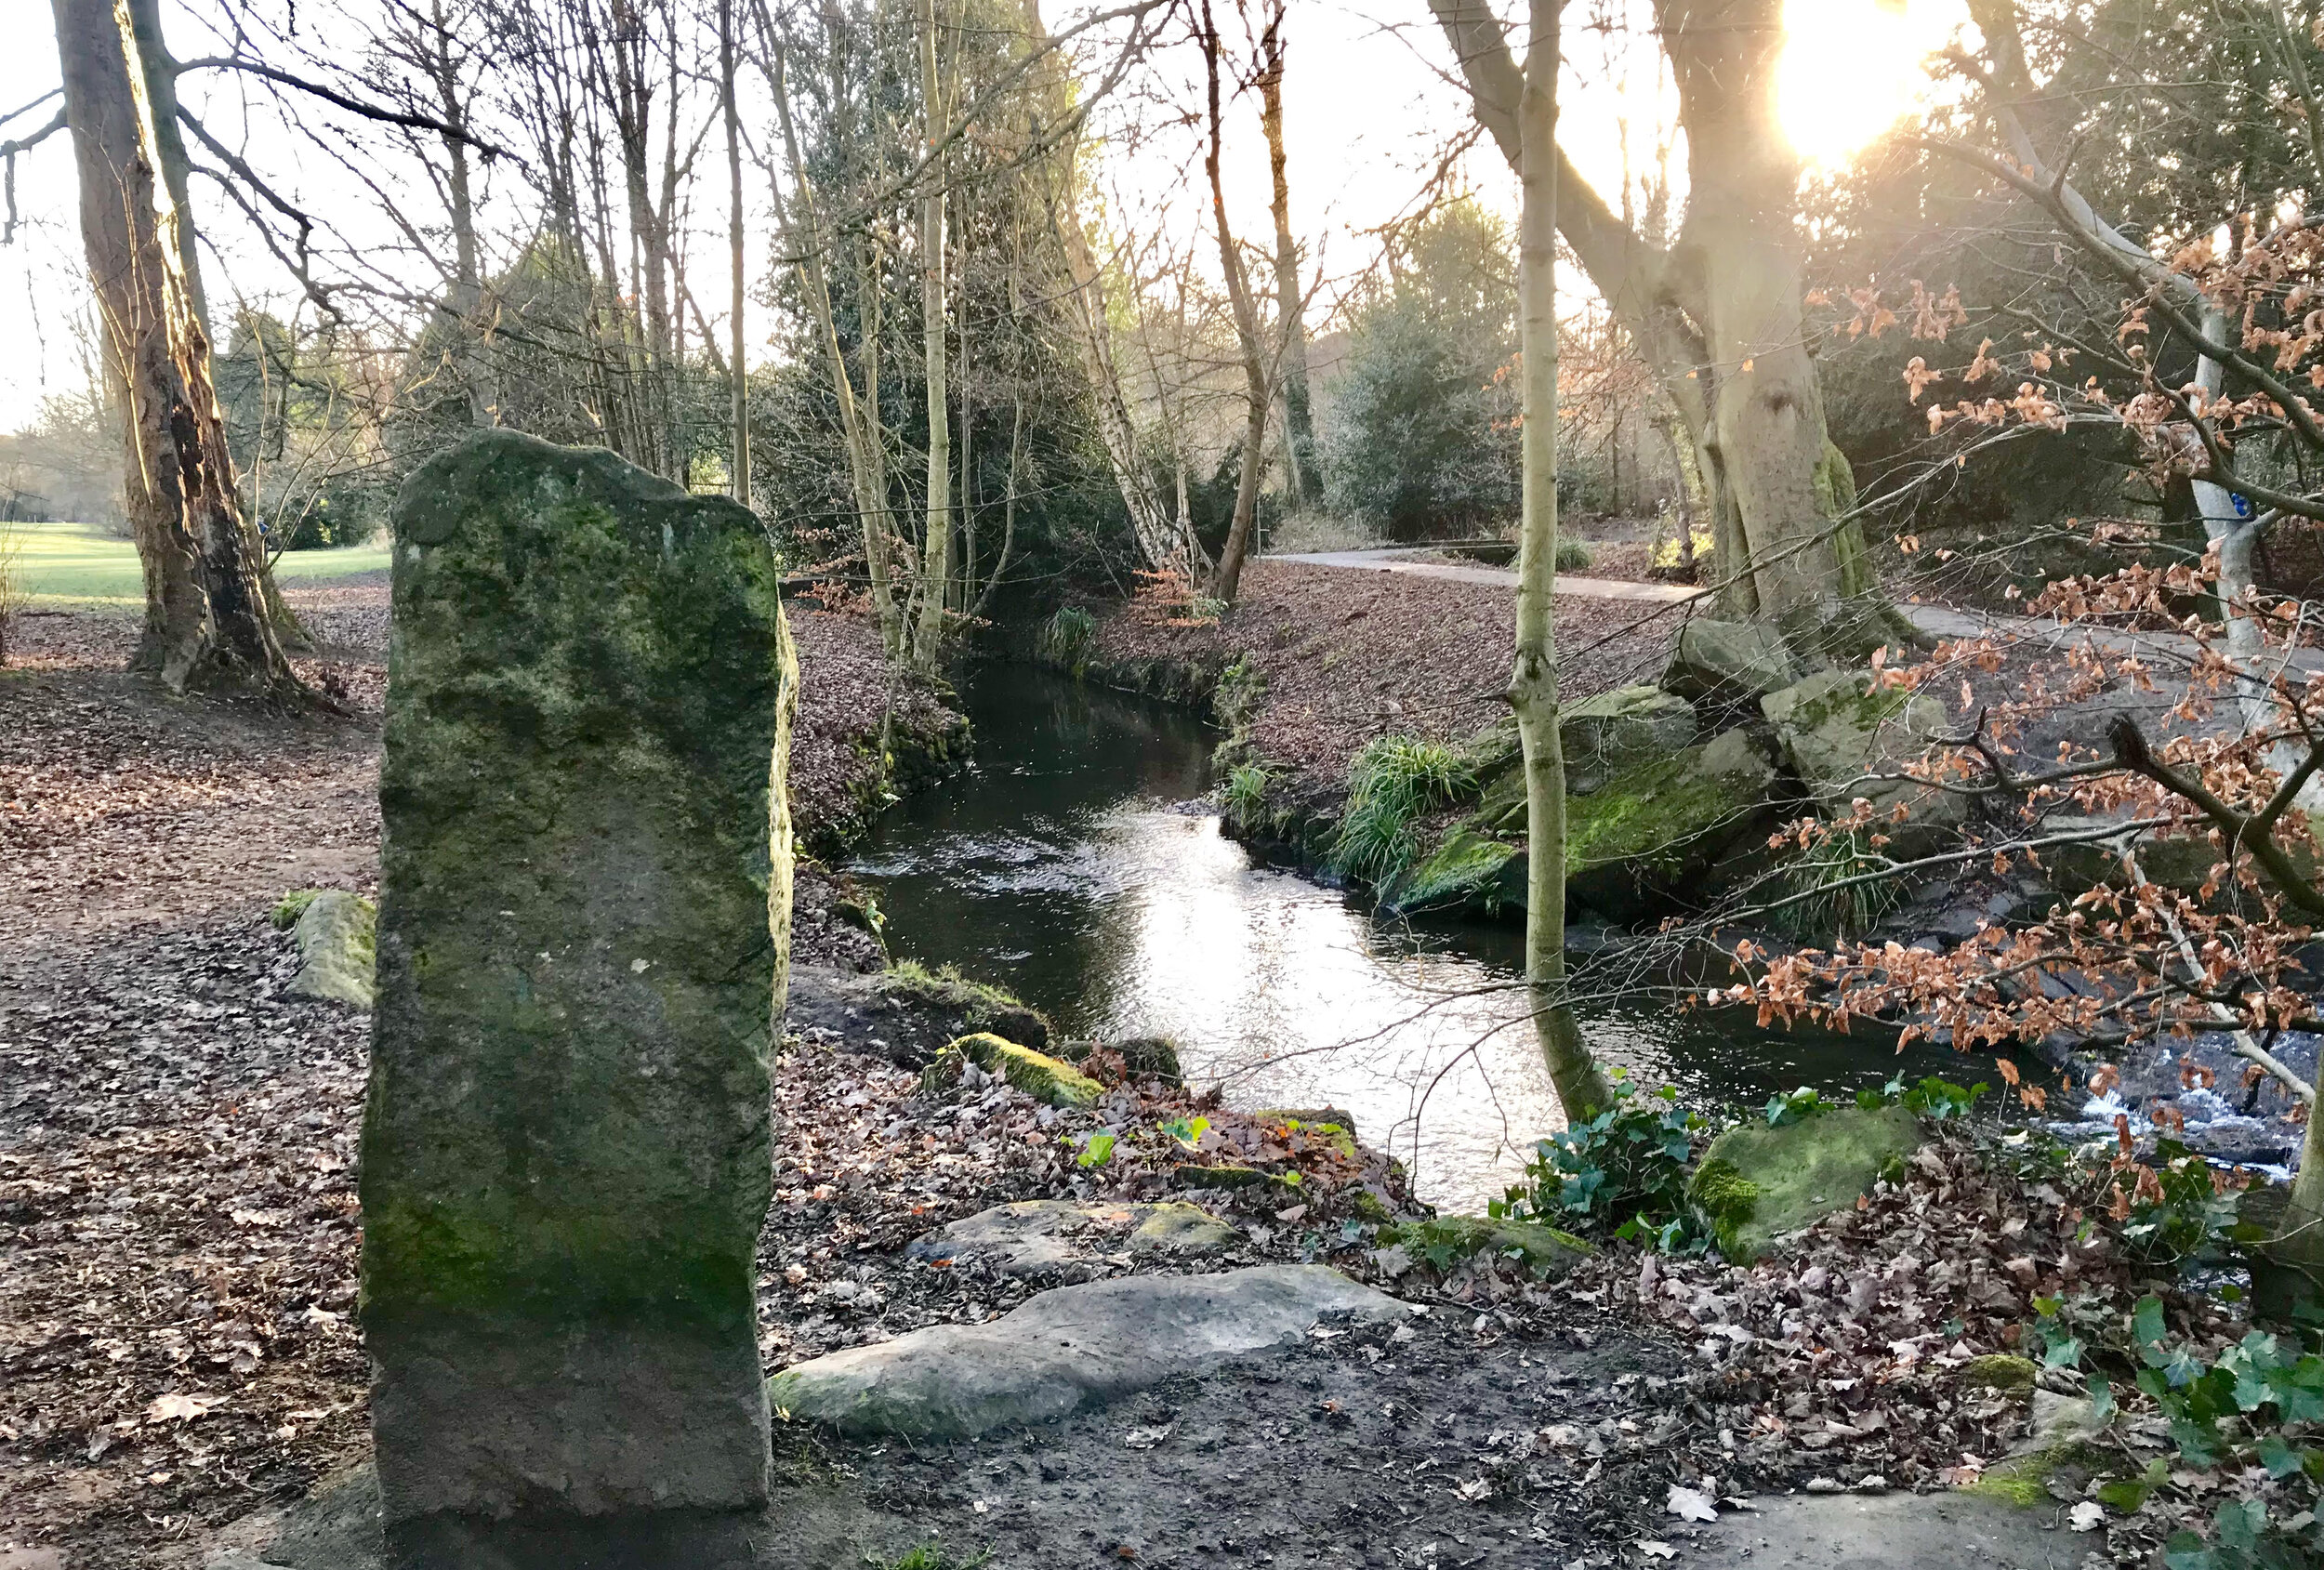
[1970, 1439, 2116, 1509]
[1380, 825, 1525, 916]
[882, 961, 1050, 1050]
[284, 890, 377, 1010]
[1689, 1103, 1923, 1261]
[1059, 1035, 1184, 1085]
[1380, 1215, 1591, 1278]
[1560, 684, 1697, 796]
[1761, 669, 1965, 858]
[921, 1033, 1103, 1107]
[1956, 1354, 2038, 1395]
[1562, 730, 1779, 920]
[1661, 619, 1802, 709]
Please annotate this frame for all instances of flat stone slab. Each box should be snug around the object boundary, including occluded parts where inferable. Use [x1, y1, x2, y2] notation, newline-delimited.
[767, 1264, 1405, 1438]
[904, 1199, 1240, 1277]
[1680, 1489, 2069, 1567]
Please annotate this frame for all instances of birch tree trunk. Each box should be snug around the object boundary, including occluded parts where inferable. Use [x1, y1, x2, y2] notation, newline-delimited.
[1512, 0, 1614, 1121]
[52, 0, 297, 697]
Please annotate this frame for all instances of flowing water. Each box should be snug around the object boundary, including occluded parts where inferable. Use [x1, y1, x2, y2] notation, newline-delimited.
[850, 664, 1975, 1210]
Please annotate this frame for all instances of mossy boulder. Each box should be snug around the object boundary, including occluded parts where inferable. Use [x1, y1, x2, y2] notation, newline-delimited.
[881, 960, 1050, 1050]
[1380, 825, 1525, 916]
[1058, 1035, 1184, 1085]
[1560, 684, 1697, 795]
[283, 890, 376, 1009]
[1762, 670, 1965, 858]
[1379, 1215, 1591, 1277]
[1661, 619, 1802, 709]
[1563, 728, 1780, 919]
[1688, 1103, 1924, 1261]
[921, 1032, 1103, 1107]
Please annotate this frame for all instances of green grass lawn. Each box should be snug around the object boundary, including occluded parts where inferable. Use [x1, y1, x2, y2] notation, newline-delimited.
[4, 520, 390, 605]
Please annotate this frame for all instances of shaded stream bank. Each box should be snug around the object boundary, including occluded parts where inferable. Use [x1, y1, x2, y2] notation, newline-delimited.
[850, 663, 1973, 1209]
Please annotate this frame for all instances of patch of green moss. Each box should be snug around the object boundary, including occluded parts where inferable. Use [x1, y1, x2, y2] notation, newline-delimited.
[1957, 1354, 2038, 1395]
[1686, 1156, 1761, 1257]
[1564, 752, 1744, 878]
[1386, 825, 1522, 915]
[1692, 1104, 1923, 1262]
[924, 1032, 1103, 1107]
[1969, 1442, 2116, 1509]
[1380, 1215, 1592, 1278]
[271, 889, 323, 930]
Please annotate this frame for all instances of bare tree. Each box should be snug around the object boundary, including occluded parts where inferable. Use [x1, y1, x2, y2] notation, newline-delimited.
[49, 0, 298, 695]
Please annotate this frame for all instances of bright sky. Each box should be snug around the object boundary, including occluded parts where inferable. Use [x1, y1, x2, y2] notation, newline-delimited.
[0, 0, 1963, 434]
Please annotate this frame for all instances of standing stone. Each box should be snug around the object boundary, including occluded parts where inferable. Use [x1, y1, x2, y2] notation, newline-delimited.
[362, 431, 798, 1566]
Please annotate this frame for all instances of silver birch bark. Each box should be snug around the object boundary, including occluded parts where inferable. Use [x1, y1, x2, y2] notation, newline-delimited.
[1511, 0, 1613, 1121]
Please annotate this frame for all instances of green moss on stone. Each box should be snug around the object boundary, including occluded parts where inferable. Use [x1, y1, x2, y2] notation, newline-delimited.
[1958, 1354, 2038, 1395]
[1691, 1103, 1923, 1262]
[1385, 826, 1523, 915]
[1380, 1215, 1592, 1277]
[272, 889, 323, 930]
[925, 1032, 1103, 1107]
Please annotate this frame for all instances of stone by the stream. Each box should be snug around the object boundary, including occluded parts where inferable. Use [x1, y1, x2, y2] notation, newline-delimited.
[361, 430, 798, 1565]
[1563, 726, 1781, 919]
[921, 1030, 1103, 1105]
[1682, 1489, 2070, 1568]
[903, 1198, 1240, 1277]
[766, 1264, 1406, 1438]
[1689, 1104, 1924, 1262]
[1659, 618, 1802, 709]
[1761, 669, 1966, 857]
[1558, 683, 1697, 795]
[275, 890, 376, 1009]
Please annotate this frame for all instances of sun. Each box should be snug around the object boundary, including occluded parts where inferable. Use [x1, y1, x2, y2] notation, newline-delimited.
[1777, 0, 1959, 167]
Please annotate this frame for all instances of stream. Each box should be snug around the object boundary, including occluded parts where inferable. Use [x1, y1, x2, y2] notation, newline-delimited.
[850, 663, 1974, 1210]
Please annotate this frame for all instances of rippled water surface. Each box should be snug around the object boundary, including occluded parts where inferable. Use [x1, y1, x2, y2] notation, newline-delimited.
[851, 665, 1972, 1208]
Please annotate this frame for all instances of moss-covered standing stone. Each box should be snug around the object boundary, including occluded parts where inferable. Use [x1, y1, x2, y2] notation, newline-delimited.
[361, 431, 798, 1563]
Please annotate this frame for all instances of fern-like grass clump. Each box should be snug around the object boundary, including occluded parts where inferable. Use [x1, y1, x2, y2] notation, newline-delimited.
[1037, 605, 1097, 670]
[1329, 735, 1472, 888]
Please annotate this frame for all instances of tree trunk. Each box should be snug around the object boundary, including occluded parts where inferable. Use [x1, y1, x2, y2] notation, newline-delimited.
[1512, 0, 1613, 1122]
[911, 0, 954, 672]
[720, 0, 749, 507]
[1428, 0, 1892, 659]
[1256, 1, 1317, 508]
[1200, 0, 1271, 607]
[52, 0, 297, 697]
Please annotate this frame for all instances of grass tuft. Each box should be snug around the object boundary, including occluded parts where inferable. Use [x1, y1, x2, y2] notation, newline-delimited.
[1330, 735, 1472, 888]
[1037, 605, 1096, 670]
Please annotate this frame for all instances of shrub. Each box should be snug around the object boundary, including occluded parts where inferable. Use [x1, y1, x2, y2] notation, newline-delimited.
[1328, 735, 1472, 888]
[1553, 536, 1592, 573]
[1494, 1075, 1710, 1249]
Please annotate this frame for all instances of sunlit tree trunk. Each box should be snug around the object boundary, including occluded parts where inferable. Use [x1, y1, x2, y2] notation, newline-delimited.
[52, 0, 297, 696]
[911, 0, 954, 671]
[1255, 0, 1316, 508]
[1511, 0, 1614, 1121]
[1199, 0, 1271, 607]
[1429, 0, 1892, 658]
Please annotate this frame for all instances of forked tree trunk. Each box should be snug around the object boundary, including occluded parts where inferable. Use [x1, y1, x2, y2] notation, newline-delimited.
[1512, 0, 1614, 1121]
[1200, 0, 1271, 607]
[1429, 0, 1893, 661]
[52, 0, 297, 696]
